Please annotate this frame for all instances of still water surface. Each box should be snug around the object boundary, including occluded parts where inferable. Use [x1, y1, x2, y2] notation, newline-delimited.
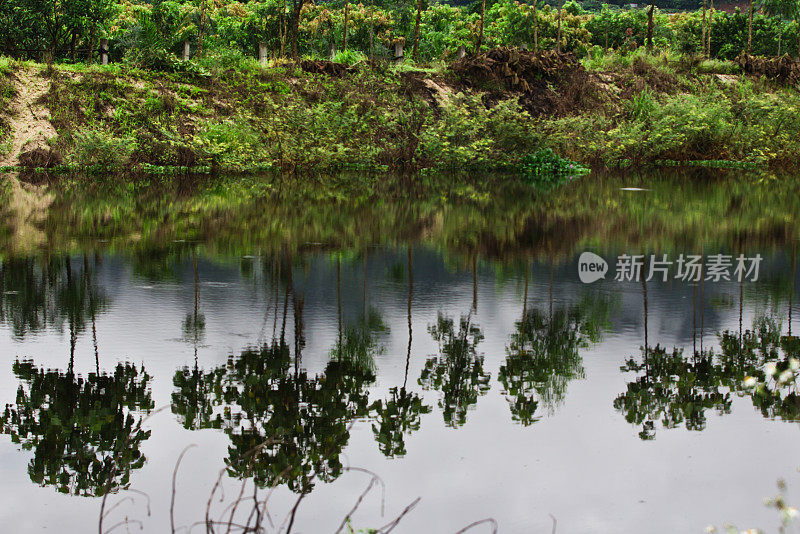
[1, 171, 800, 533]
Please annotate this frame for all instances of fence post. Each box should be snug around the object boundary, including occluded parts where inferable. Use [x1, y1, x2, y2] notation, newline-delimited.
[100, 39, 108, 65]
[259, 42, 268, 65]
[329, 42, 337, 61]
[394, 41, 404, 63]
[183, 41, 191, 61]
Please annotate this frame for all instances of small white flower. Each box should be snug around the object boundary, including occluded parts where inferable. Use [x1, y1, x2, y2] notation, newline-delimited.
[790, 358, 800, 371]
[743, 376, 757, 388]
[765, 362, 778, 376]
[704, 526, 717, 533]
[779, 370, 794, 385]
[787, 506, 799, 519]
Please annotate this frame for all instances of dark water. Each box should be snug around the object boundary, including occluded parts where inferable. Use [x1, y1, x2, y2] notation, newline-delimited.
[1, 171, 800, 533]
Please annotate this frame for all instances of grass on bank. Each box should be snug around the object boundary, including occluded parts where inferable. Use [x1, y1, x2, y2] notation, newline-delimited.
[3, 47, 800, 174]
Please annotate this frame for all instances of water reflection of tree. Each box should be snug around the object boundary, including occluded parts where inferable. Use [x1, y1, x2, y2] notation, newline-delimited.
[614, 315, 794, 439]
[499, 308, 588, 425]
[172, 251, 210, 430]
[0, 360, 153, 496]
[497, 258, 612, 426]
[172, 253, 377, 494]
[419, 314, 490, 428]
[371, 247, 431, 457]
[172, 342, 374, 493]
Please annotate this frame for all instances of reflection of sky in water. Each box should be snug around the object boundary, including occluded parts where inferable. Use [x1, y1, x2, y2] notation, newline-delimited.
[0, 247, 798, 533]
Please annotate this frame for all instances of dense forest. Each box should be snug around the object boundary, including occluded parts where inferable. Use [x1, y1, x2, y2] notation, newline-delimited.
[1, 0, 799, 63]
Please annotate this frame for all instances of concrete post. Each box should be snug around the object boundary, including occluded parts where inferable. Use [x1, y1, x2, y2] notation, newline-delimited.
[456, 45, 466, 59]
[100, 39, 108, 65]
[329, 42, 337, 61]
[183, 41, 191, 61]
[394, 41, 404, 63]
[259, 42, 268, 65]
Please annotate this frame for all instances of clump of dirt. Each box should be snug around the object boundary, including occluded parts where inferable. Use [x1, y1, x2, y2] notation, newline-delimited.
[299, 60, 355, 77]
[400, 72, 454, 114]
[451, 47, 595, 116]
[18, 147, 62, 168]
[737, 53, 800, 85]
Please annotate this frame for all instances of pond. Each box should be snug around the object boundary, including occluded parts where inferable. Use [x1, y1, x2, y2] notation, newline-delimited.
[1, 169, 800, 533]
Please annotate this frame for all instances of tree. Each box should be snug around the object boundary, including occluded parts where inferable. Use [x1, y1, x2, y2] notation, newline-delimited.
[762, 0, 799, 56]
[478, 0, 487, 52]
[171, 342, 374, 492]
[615, 316, 785, 440]
[290, 0, 306, 58]
[371, 388, 430, 457]
[413, 0, 423, 59]
[647, 0, 656, 51]
[370, 247, 430, 458]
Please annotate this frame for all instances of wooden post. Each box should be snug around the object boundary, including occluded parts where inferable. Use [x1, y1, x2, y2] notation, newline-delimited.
[183, 41, 191, 61]
[259, 42, 268, 65]
[100, 39, 108, 65]
[456, 45, 466, 59]
[394, 41, 404, 63]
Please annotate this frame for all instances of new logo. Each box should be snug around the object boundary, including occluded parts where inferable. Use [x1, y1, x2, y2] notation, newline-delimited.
[578, 252, 608, 284]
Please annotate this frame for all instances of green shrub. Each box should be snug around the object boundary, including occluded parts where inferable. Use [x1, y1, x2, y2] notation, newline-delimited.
[518, 149, 589, 188]
[196, 47, 263, 77]
[73, 128, 137, 169]
[697, 59, 741, 75]
[333, 49, 367, 66]
[191, 117, 262, 169]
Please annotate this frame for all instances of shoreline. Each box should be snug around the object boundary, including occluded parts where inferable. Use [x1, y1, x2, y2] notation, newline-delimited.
[1, 50, 799, 174]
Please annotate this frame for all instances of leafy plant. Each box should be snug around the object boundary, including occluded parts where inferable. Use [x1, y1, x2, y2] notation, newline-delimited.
[518, 149, 589, 188]
[72, 128, 137, 169]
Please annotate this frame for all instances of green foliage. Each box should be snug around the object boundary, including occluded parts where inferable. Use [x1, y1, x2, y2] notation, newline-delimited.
[332, 49, 367, 66]
[72, 128, 137, 169]
[696, 58, 742, 74]
[518, 149, 589, 188]
[191, 117, 262, 170]
[419, 314, 490, 428]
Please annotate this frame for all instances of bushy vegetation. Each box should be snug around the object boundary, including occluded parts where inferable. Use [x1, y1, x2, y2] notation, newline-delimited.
[1, 0, 799, 65]
[1, 0, 799, 173]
